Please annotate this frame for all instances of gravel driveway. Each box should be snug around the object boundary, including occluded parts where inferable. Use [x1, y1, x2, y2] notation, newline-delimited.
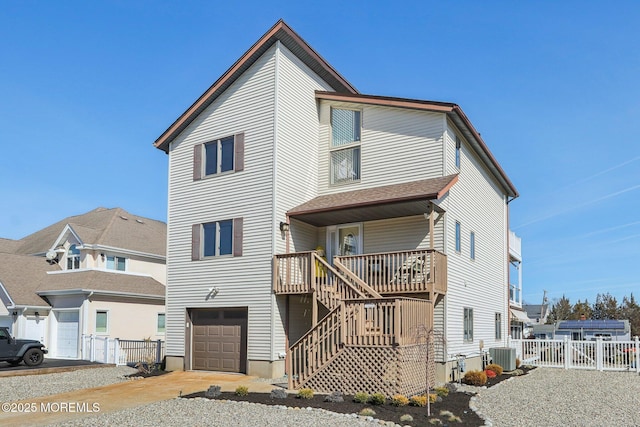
[474, 368, 640, 426]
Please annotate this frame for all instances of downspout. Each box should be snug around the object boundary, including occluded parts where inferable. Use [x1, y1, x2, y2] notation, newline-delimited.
[506, 196, 515, 343]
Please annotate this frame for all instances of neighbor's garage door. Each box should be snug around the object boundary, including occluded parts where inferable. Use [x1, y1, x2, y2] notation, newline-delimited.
[191, 308, 247, 373]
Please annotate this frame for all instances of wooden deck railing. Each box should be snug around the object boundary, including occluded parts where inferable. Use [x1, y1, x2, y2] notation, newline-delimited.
[273, 252, 315, 294]
[336, 249, 447, 295]
[288, 297, 433, 389]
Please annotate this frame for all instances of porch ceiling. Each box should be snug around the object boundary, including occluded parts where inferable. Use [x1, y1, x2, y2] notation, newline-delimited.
[288, 174, 457, 227]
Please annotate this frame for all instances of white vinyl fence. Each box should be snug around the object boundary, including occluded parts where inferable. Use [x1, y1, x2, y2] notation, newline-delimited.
[81, 335, 165, 367]
[509, 336, 640, 373]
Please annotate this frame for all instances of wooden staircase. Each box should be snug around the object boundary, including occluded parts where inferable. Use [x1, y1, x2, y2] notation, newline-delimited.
[274, 251, 441, 394]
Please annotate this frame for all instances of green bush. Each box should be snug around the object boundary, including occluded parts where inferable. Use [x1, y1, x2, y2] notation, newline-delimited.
[297, 388, 314, 399]
[359, 408, 376, 417]
[234, 385, 249, 396]
[353, 392, 370, 404]
[400, 414, 414, 423]
[434, 386, 449, 397]
[485, 363, 503, 376]
[462, 370, 487, 386]
[391, 394, 409, 407]
[369, 392, 386, 405]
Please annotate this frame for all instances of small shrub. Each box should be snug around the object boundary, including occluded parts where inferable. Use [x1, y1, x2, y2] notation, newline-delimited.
[297, 388, 314, 399]
[270, 388, 288, 399]
[353, 392, 370, 404]
[484, 369, 497, 378]
[462, 370, 487, 386]
[391, 394, 409, 407]
[428, 393, 438, 403]
[324, 391, 344, 403]
[440, 410, 462, 422]
[409, 395, 427, 407]
[359, 407, 376, 417]
[510, 368, 524, 376]
[369, 392, 386, 405]
[429, 419, 443, 425]
[434, 386, 449, 397]
[485, 363, 503, 376]
[400, 414, 414, 423]
[234, 385, 249, 396]
[515, 357, 521, 368]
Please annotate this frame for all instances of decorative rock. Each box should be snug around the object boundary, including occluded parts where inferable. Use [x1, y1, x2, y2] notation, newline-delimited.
[270, 388, 288, 399]
[324, 391, 344, 403]
[205, 385, 221, 398]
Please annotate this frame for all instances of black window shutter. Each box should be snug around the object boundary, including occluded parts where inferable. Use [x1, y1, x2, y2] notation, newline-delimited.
[233, 217, 243, 257]
[193, 144, 202, 181]
[191, 224, 201, 260]
[234, 133, 244, 172]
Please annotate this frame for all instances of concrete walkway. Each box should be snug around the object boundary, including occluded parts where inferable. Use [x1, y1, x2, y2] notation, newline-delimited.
[0, 370, 279, 426]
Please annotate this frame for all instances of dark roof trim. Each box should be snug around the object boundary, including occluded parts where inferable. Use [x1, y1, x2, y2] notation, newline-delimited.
[316, 91, 518, 199]
[154, 19, 357, 153]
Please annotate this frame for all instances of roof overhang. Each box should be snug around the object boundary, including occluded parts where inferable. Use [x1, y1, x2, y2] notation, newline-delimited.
[316, 91, 518, 199]
[154, 20, 358, 153]
[36, 289, 165, 302]
[288, 175, 457, 227]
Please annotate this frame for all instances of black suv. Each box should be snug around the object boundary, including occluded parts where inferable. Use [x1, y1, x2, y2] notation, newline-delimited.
[0, 327, 48, 366]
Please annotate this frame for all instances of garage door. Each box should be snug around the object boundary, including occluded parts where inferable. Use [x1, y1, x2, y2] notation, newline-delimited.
[191, 308, 247, 373]
[56, 311, 79, 358]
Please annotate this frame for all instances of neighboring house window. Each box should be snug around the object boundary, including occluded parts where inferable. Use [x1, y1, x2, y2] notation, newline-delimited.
[67, 245, 80, 270]
[106, 255, 126, 271]
[495, 312, 502, 340]
[330, 108, 361, 184]
[157, 313, 166, 333]
[192, 218, 243, 260]
[193, 133, 245, 180]
[463, 307, 473, 342]
[96, 311, 108, 334]
[470, 231, 475, 260]
[455, 222, 461, 253]
[455, 136, 461, 168]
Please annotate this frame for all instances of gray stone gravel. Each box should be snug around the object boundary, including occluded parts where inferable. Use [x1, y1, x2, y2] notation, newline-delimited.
[0, 366, 137, 402]
[52, 398, 390, 427]
[474, 368, 640, 427]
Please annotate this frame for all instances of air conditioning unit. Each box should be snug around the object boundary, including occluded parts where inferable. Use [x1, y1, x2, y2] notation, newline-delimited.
[489, 347, 516, 371]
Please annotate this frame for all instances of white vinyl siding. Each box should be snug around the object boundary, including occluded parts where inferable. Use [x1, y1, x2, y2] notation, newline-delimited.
[318, 102, 444, 194]
[440, 120, 508, 357]
[165, 44, 278, 362]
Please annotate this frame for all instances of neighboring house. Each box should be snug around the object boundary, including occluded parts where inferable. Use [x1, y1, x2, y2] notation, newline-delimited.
[154, 20, 518, 392]
[554, 319, 630, 341]
[0, 208, 166, 359]
[509, 231, 529, 338]
[524, 304, 549, 325]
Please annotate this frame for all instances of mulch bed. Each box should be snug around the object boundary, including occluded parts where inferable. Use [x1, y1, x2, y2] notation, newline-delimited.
[183, 367, 534, 427]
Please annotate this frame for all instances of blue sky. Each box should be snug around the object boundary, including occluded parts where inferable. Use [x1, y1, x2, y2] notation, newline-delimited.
[1, 1, 638, 306]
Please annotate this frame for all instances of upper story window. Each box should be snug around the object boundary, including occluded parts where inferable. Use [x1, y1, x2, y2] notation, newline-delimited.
[193, 133, 245, 181]
[455, 136, 461, 168]
[192, 218, 243, 260]
[330, 108, 361, 185]
[106, 255, 126, 271]
[455, 221, 461, 253]
[67, 245, 80, 270]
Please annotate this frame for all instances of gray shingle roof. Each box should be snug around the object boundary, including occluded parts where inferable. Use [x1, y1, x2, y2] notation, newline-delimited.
[15, 207, 166, 256]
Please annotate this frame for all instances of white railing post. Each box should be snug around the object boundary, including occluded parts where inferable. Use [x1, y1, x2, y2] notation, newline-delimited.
[90, 335, 96, 362]
[114, 338, 120, 366]
[596, 337, 603, 372]
[103, 337, 109, 363]
[564, 337, 570, 369]
[81, 334, 86, 360]
[633, 335, 640, 374]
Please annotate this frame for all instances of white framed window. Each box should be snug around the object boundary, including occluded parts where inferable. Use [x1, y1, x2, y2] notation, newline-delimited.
[455, 222, 461, 253]
[67, 245, 80, 270]
[157, 313, 166, 333]
[455, 136, 461, 168]
[495, 312, 502, 340]
[464, 307, 473, 342]
[192, 218, 243, 260]
[95, 310, 108, 334]
[106, 255, 126, 271]
[330, 108, 361, 185]
[470, 231, 476, 260]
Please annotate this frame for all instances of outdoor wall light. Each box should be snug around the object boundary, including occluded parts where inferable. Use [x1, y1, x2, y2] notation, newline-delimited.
[279, 222, 290, 232]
